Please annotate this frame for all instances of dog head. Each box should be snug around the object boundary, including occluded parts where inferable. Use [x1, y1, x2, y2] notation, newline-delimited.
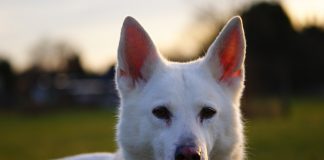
[115, 16, 246, 160]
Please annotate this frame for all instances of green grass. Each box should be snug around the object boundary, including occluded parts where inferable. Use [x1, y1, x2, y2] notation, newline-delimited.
[0, 99, 323, 160]
[246, 98, 324, 160]
[0, 109, 117, 160]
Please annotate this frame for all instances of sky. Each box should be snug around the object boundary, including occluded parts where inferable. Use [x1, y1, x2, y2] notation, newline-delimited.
[281, 0, 324, 30]
[0, 0, 323, 74]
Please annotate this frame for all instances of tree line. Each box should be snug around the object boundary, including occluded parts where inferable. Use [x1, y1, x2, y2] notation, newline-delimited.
[1, 2, 324, 111]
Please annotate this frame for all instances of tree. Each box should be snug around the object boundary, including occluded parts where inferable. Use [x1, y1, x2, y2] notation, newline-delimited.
[29, 38, 82, 72]
[0, 58, 15, 107]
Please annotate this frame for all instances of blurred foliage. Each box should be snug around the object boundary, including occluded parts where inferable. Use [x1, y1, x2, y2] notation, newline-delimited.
[0, 39, 118, 109]
[168, 2, 324, 97]
[0, 59, 15, 106]
[242, 3, 324, 96]
[29, 39, 81, 72]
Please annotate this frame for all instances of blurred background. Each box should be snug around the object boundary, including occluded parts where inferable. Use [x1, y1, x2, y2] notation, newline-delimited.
[0, 0, 324, 159]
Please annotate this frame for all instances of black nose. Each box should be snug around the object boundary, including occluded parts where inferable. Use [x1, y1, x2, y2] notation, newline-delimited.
[174, 145, 201, 160]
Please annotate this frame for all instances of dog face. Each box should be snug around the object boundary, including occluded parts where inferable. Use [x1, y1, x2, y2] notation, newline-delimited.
[116, 16, 246, 160]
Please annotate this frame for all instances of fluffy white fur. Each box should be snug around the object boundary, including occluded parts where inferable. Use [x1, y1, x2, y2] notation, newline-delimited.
[62, 16, 246, 160]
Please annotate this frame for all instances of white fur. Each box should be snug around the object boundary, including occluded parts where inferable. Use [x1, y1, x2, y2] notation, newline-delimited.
[61, 16, 246, 160]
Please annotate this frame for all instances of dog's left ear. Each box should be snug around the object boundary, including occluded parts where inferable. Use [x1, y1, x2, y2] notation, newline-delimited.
[203, 16, 246, 99]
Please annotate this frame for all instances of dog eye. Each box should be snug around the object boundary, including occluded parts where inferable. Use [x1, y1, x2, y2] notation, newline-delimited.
[199, 107, 217, 122]
[152, 106, 171, 120]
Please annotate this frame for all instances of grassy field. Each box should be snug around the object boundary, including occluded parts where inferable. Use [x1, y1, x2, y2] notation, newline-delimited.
[0, 109, 117, 160]
[0, 99, 323, 160]
[246, 98, 324, 160]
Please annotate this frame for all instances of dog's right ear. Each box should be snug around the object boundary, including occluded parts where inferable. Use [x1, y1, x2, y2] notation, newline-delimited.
[116, 16, 161, 91]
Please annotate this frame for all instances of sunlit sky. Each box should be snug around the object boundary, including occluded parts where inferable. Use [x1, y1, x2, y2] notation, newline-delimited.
[0, 0, 323, 73]
[281, 0, 324, 30]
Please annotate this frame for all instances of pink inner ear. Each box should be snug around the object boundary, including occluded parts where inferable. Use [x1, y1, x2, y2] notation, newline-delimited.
[123, 24, 152, 80]
[219, 27, 242, 81]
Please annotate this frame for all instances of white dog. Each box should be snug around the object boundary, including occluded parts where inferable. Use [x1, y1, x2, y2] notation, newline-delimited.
[63, 15, 246, 160]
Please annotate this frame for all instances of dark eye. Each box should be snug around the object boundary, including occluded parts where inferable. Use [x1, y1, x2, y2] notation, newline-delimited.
[200, 107, 217, 122]
[152, 106, 172, 121]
